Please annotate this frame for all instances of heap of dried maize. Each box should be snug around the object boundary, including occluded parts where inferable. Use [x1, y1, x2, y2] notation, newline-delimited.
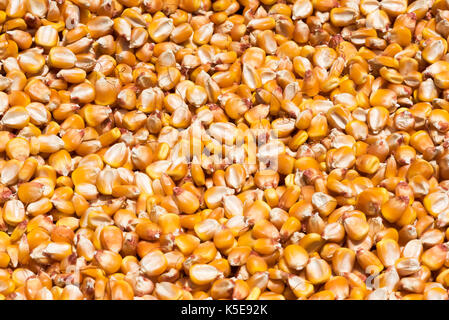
[0, 0, 448, 300]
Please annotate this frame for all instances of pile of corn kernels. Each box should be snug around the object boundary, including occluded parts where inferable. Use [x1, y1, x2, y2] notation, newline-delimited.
[0, 0, 449, 300]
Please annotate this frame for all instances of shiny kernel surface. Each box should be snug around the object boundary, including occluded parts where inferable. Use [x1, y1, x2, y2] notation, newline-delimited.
[0, 0, 448, 301]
